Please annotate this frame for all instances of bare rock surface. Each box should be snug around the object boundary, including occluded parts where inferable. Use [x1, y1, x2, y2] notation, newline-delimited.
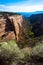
[0, 15, 24, 41]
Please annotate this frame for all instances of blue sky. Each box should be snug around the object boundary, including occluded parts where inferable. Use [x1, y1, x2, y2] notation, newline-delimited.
[0, 0, 43, 12]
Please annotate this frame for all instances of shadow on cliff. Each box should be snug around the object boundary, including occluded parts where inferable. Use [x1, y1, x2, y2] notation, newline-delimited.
[1, 16, 16, 39]
[29, 14, 43, 37]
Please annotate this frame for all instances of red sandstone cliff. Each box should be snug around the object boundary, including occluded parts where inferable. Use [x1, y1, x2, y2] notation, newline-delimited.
[0, 14, 28, 41]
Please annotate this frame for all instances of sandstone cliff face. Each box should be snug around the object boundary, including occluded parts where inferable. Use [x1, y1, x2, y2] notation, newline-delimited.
[0, 15, 24, 41]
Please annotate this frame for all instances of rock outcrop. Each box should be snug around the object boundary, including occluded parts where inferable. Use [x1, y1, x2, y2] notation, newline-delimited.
[0, 15, 24, 41]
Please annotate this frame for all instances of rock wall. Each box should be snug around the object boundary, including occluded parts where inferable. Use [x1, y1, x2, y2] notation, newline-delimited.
[30, 14, 43, 37]
[0, 15, 24, 41]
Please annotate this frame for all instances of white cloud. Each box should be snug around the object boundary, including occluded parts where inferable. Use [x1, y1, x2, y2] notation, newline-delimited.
[0, 4, 5, 7]
[0, 4, 43, 12]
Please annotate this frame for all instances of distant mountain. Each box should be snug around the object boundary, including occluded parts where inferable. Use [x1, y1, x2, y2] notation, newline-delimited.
[16, 11, 43, 18]
[0, 11, 43, 18]
[34, 11, 43, 14]
[17, 12, 33, 17]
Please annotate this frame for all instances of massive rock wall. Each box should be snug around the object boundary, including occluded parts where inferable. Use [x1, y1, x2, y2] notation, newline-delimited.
[30, 14, 43, 37]
[0, 15, 24, 41]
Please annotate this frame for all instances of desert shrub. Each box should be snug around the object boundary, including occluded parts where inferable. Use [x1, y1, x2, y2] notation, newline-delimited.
[1, 40, 43, 65]
[0, 40, 25, 65]
[21, 47, 32, 60]
[31, 43, 43, 57]
[0, 40, 25, 59]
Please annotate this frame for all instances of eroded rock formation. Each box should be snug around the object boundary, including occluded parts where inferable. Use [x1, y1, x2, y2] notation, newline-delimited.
[0, 15, 23, 41]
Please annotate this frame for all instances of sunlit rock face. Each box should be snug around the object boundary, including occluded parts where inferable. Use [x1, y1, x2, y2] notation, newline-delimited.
[9, 15, 23, 41]
[0, 15, 24, 41]
[0, 18, 6, 37]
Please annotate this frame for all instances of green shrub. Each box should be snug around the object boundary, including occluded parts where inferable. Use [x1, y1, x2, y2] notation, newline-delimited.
[0, 40, 25, 65]
[0, 40, 25, 59]
[29, 31, 34, 38]
[31, 43, 43, 57]
[21, 47, 32, 60]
